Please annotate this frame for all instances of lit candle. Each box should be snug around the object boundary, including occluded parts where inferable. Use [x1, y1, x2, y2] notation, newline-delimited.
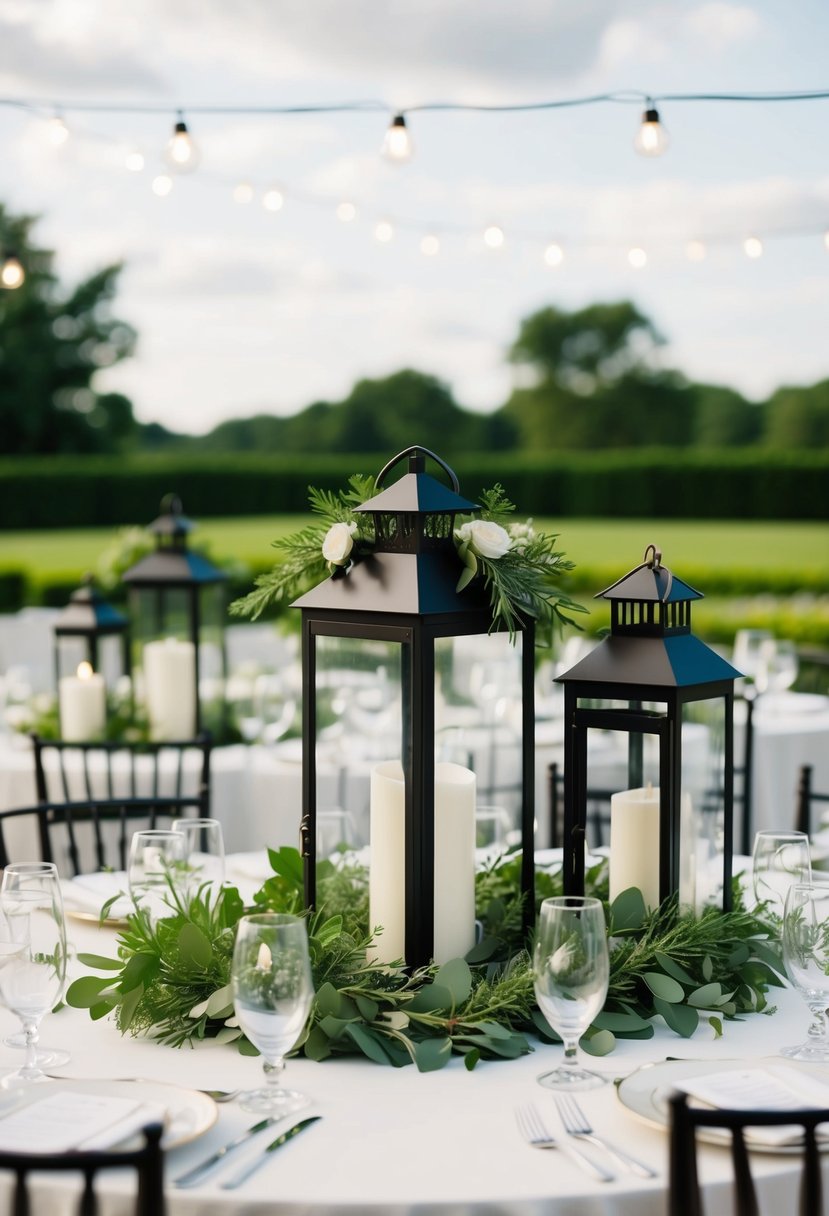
[58, 661, 106, 742]
[369, 760, 476, 965]
[143, 638, 196, 741]
[609, 784, 661, 908]
[256, 942, 272, 971]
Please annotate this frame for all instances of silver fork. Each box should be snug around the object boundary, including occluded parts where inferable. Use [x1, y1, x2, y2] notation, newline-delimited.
[554, 1092, 658, 1179]
[515, 1104, 616, 1182]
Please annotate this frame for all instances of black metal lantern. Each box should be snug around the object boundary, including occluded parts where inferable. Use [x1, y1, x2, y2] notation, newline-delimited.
[53, 575, 130, 692]
[294, 446, 535, 970]
[121, 495, 227, 738]
[557, 544, 740, 913]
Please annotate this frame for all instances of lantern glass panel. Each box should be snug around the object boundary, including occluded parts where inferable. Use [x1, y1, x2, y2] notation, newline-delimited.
[685, 696, 728, 912]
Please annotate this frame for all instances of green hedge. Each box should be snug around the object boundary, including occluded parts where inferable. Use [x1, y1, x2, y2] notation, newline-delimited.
[0, 449, 826, 528]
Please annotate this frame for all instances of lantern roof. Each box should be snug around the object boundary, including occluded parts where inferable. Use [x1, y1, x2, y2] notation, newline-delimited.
[355, 447, 478, 516]
[122, 494, 227, 587]
[556, 632, 740, 690]
[596, 543, 702, 605]
[54, 577, 128, 637]
[148, 493, 195, 540]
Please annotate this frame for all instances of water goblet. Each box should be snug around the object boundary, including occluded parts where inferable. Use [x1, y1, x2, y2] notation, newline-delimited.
[781, 881, 829, 1061]
[0, 862, 67, 1087]
[756, 639, 799, 697]
[231, 913, 314, 1115]
[752, 829, 811, 919]
[127, 828, 187, 918]
[533, 895, 610, 1091]
[173, 817, 225, 898]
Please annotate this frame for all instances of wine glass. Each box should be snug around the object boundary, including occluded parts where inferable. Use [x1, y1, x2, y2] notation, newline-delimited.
[756, 639, 799, 697]
[127, 828, 187, 917]
[752, 830, 812, 918]
[781, 881, 829, 1061]
[732, 628, 772, 691]
[0, 862, 67, 1087]
[231, 913, 314, 1115]
[533, 896, 610, 1091]
[173, 817, 226, 898]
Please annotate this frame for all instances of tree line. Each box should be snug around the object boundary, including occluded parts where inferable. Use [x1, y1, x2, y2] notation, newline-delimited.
[2, 202, 828, 457]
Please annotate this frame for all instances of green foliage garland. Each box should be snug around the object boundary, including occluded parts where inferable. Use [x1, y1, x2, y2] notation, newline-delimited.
[66, 848, 785, 1072]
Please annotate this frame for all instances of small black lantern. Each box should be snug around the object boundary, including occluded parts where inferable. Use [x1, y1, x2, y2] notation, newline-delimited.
[53, 575, 130, 692]
[557, 544, 740, 913]
[121, 495, 227, 738]
[294, 446, 536, 970]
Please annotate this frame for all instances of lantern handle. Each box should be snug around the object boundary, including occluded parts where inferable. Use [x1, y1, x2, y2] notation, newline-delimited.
[643, 543, 662, 569]
[374, 446, 460, 493]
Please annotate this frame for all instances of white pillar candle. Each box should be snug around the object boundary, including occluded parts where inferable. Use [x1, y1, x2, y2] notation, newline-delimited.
[369, 760, 477, 965]
[143, 638, 196, 741]
[58, 661, 106, 742]
[609, 784, 661, 909]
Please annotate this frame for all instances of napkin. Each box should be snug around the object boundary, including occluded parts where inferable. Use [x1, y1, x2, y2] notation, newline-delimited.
[0, 1089, 166, 1154]
[674, 1065, 829, 1146]
[61, 872, 131, 919]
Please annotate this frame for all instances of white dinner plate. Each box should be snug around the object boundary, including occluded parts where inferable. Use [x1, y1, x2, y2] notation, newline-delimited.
[0, 1078, 218, 1151]
[617, 1057, 829, 1154]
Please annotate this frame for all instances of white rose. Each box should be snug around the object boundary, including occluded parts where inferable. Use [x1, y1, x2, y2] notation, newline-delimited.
[322, 521, 358, 566]
[457, 519, 512, 560]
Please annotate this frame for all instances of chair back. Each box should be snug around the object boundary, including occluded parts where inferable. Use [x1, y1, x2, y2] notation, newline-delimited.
[796, 764, 829, 837]
[668, 1090, 827, 1216]
[547, 761, 616, 850]
[0, 1122, 165, 1216]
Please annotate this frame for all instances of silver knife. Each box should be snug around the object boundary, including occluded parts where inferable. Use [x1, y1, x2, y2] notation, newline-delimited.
[221, 1116, 321, 1189]
[172, 1116, 283, 1187]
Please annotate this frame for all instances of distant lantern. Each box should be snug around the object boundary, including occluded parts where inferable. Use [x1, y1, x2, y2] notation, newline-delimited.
[53, 575, 130, 694]
[557, 545, 739, 914]
[122, 495, 227, 739]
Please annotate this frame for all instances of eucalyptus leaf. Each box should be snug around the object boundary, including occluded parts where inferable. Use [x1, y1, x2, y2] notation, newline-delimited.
[76, 953, 122, 972]
[65, 976, 116, 1008]
[120, 952, 159, 992]
[118, 981, 144, 1032]
[464, 936, 501, 963]
[654, 996, 699, 1037]
[355, 995, 379, 1022]
[304, 1026, 333, 1061]
[643, 971, 685, 1003]
[593, 1009, 652, 1033]
[702, 955, 713, 981]
[581, 1029, 616, 1057]
[434, 958, 473, 1005]
[610, 887, 647, 931]
[653, 952, 694, 986]
[688, 982, 723, 1008]
[709, 1015, 724, 1038]
[407, 983, 453, 1013]
[413, 1037, 453, 1072]
[463, 1048, 481, 1071]
[177, 923, 213, 970]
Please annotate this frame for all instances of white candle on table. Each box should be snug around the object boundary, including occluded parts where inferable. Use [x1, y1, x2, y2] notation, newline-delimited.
[609, 784, 661, 908]
[369, 760, 477, 965]
[58, 661, 106, 742]
[143, 638, 196, 741]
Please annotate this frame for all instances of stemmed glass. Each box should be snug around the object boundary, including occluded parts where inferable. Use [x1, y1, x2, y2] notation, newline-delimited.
[756, 639, 799, 697]
[752, 830, 812, 919]
[173, 817, 225, 898]
[231, 913, 314, 1115]
[781, 881, 829, 1061]
[0, 862, 67, 1087]
[127, 828, 187, 917]
[533, 896, 610, 1091]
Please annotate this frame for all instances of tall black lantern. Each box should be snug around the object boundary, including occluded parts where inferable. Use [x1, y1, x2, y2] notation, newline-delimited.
[557, 545, 740, 913]
[53, 576, 130, 691]
[294, 446, 535, 970]
[121, 495, 228, 738]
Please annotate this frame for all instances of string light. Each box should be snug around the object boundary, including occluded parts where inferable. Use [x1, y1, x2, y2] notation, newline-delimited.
[233, 181, 254, 204]
[336, 201, 357, 223]
[420, 234, 440, 257]
[634, 105, 669, 156]
[375, 219, 394, 242]
[381, 113, 413, 163]
[151, 174, 173, 197]
[743, 235, 763, 259]
[262, 187, 284, 212]
[165, 114, 199, 173]
[686, 239, 706, 262]
[47, 112, 70, 147]
[124, 149, 144, 172]
[1, 253, 25, 289]
[483, 225, 505, 249]
[628, 246, 647, 268]
[543, 242, 564, 267]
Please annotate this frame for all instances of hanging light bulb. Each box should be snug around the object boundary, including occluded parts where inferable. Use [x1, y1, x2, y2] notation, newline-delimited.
[164, 114, 199, 173]
[336, 201, 357, 223]
[125, 149, 145, 173]
[543, 242, 564, 267]
[420, 234, 440, 257]
[628, 246, 647, 268]
[686, 239, 706, 262]
[1, 253, 25, 289]
[634, 105, 669, 157]
[233, 182, 254, 205]
[743, 235, 763, 259]
[483, 225, 505, 250]
[375, 220, 394, 243]
[152, 174, 173, 197]
[382, 113, 413, 163]
[262, 187, 284, 213]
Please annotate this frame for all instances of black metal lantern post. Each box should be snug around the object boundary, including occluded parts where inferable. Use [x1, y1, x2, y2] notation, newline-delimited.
[53, 575, 130, 691]
[294, 446, 536, 970]
[121, 495, 228, 738]
[557, 545, 740, 913]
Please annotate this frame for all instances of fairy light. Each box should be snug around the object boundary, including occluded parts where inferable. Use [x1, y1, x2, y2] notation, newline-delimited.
[743, 235, 763, 259]
[634, 105, 669, 156]
[336, 201, 357, 223]
[420, 234, 440, 257]
[1, 254, 24, 289]
[483, 225, 505, 249]
[165, 114, 199, 172]
[543, 242, 564, 267]
[262, 187, 284, 212]
[47, 113, 70, 147]
[233, 182, 254, 204]
[151, 174, 173, 197]
[686, 239, 706, 262]
[382, 113, 413, 163]
[375, 219, 394, 243]
[124, 149, 145, 173]
[628, 246, 647, 268]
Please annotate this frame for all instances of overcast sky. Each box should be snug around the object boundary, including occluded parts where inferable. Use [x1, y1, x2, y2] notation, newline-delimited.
[1, 0, 828, 435]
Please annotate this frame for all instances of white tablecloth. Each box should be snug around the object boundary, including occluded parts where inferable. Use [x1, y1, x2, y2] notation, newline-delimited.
[0, 865, 823, 1215]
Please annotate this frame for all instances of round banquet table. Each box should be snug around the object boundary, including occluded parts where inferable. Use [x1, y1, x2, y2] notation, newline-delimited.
[0, 863, 826, 1215]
